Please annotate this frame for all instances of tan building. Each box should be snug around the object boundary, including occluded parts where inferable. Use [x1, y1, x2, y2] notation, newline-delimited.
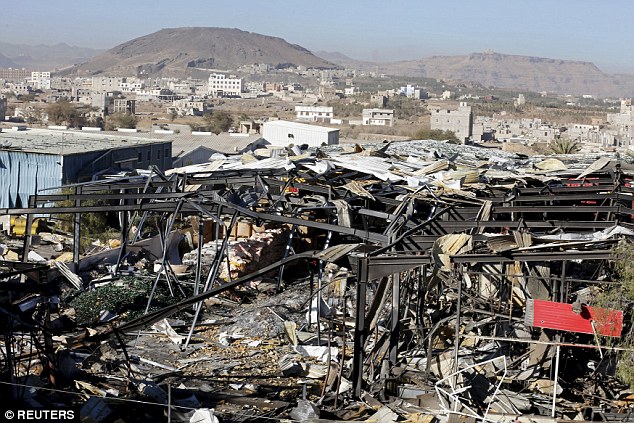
[430, 102, 473, 143]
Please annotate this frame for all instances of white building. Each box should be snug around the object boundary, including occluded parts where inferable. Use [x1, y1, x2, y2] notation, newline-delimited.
[120, 81, 145, 93]
[362, 109, 394, 126]
[30, 72, 51, 90]
[295, 106, 334, 123]
[262, 120, 339, 147]
[207, 73, 242, 97]
[399, 84, 427, 99]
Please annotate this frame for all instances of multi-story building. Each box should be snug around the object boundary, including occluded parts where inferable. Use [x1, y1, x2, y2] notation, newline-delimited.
[112, 99, 136, 115]
[29, 72, 51, 90]
[362, 109, 394, 126]
[606, 99, 634, 147]
[92, 76, 124, 93]
[295, 106, 334, 123]
[430, 102, 473, 143]
[0, 68, 31, 82]
[207, 73, 242, 97]
[120, 81, 144, 93]
[399, 84, 428, 99]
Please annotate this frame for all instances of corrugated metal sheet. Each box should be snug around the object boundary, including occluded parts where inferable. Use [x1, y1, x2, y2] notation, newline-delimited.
[0, 150, 62, 208]
[525, 299, 623, 337]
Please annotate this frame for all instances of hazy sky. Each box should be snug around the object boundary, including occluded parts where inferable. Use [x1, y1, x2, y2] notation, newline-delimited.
[1, 0, 633, 72]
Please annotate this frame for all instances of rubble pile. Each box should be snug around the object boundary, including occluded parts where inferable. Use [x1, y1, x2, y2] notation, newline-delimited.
[2, 140, 634, 421]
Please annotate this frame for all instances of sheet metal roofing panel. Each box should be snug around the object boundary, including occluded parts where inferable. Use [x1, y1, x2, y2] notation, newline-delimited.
[0, 150, 62, 208]
[525, 299, 623, 337]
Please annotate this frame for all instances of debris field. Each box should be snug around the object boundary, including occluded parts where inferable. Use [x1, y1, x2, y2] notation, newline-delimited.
[2, 140, 634, 422]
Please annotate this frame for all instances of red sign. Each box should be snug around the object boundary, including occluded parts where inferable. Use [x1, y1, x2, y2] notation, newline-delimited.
[525, 299, 623, 337]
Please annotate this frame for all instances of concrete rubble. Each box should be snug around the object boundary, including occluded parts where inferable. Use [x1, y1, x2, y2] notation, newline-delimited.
[1, 140, 634, 421]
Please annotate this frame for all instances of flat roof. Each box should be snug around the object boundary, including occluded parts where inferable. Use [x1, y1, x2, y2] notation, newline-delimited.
[0, 128, 171, 155]
[263, 120, 339, 133]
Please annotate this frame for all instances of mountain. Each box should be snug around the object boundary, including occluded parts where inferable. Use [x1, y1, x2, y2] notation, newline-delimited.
[0, 52, 18, 68]
[0, 42, 102, 70]
[68, 27, 340, 77]
[372, 51, 634, 97]
[314, 51, 367, 68]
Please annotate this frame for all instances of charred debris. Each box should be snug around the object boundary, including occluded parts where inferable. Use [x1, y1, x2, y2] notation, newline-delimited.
[2, 140, 634, 422]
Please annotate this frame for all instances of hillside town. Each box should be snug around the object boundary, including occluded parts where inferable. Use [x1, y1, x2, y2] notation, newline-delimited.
[2, 23, 634, 423]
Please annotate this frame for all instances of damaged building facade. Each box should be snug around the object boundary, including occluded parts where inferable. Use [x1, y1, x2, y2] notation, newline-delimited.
[1, 139, 634, 421]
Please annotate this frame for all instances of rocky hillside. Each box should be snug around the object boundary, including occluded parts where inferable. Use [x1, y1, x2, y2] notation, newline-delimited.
[374, 51, 634, 97]
[68, 27, 339, 77]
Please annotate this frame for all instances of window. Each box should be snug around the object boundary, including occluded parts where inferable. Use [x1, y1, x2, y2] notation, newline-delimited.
[147, 151, 151, 161]
[138, 152, 142, 162]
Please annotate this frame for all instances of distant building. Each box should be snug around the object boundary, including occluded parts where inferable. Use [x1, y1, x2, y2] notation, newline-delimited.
[92, 76, 124, 92]
[362, 108, 394, 127]
[172, 133, 268, 167]
[207, 73, 242, 97]
[371, 94, 387, 107]
[0, 68, 31, 82]
[606, 98, 634, 147]
[295, 106, 334, 123]
[29, 72, 51, 90]
[430, 102, 473, 143]
[167, 99, 207, 117]
[514, 94, 526, 107]
[399, 84, 428, 99]
[263, 120, 339, 147]
[111, 99, 136, 115]
[344, 86, 358, 96]
[0, 128, 172, 208]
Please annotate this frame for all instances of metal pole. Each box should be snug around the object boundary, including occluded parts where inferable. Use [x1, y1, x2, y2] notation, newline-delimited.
[452, 268, 463, 374]
[194, 214, 204, 297]
[552, 345, 560, 418]
[21, 195, 36, 262]
[73, 186, 82, 270]
[167, 383, 172, 423]
[389, 272, 400, 365]
[352, 255, 368, 398]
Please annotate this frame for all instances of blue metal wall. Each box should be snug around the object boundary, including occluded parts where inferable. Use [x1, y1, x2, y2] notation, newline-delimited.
[0, 151, 62, 208]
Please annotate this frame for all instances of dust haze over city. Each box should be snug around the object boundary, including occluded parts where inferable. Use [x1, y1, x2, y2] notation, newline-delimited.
[2, 1, 634, 422]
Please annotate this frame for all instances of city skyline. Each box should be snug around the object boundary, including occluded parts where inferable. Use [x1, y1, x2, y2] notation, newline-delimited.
[1, 0, 633, 73]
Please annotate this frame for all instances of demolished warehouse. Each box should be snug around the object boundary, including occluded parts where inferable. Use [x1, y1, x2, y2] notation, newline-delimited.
[1, 140, 634, 421]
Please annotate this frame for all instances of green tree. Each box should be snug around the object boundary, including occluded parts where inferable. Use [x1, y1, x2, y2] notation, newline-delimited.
[54, 188, 113, 253]
[549, 139, 580, 154]
[593, 242, 634, 388]
[413, 128, 460, 143]
[47, 100, 85, 127]
[106, 112, 137, 130]
[202, 110, 233, 135]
